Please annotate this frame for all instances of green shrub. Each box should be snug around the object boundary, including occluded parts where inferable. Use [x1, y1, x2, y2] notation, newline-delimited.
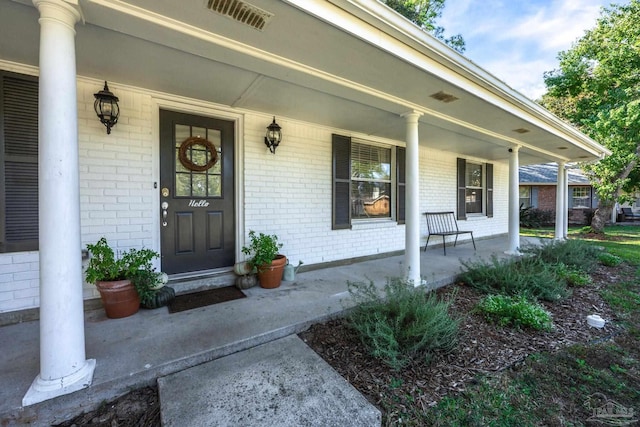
[476, 295, 553, 331]
[598, 252, 623, 267]
[554, 263, 593, 287]
[520, 239, 601, 273]
[520, 206, 554, 228]
[460, 256, 569, 302]
[130, 269, 164, 305]
[348, 278, 459, 370]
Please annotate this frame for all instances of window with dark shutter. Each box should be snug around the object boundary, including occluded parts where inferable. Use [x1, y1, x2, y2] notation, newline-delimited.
[332, 134, 406, 229]
[457, 158, 466, 220]
[396, 147, 406, 224]
[486, 162, 493, 218]
[332, 134, 351, 229]
[457, 158, 493, 219]
[1, 71, 39, 253]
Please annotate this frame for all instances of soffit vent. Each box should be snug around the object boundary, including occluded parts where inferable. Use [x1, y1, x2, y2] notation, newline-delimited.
[430, 91, 459, 103]
[207, 0, 274, 31]
[513, 128, 530, 134]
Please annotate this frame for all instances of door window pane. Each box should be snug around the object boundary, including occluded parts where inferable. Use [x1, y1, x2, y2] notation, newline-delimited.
[175, 173, 191, 197]
[192, 173, 207, 197]
[174, 125, 223, 198]
[175, 125, 190, 145]
[208, 175, 222, 197]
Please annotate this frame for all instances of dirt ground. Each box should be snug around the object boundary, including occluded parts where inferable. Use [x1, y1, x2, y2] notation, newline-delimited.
[57, 263, 632, 426]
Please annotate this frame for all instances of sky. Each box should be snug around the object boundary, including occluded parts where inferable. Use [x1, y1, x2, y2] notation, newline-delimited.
[438, 0, 627, 100]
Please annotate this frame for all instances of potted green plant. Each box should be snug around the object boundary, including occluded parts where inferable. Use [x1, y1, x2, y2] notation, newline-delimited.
[85, 237, 159, 318]
[130, 270, 175, 309]
[241, 230, 286, 288]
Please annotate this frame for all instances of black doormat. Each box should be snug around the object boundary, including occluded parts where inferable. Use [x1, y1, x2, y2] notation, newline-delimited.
[168, 286, 246, 313]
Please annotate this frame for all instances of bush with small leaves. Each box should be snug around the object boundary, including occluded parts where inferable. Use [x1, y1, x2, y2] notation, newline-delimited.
[348, 278, 459, 370]
[460, 256, 569, 302]
[476, 294, 553, 331]
[520, 239, 602, 273]
[554, 263, 593, 287]
[519, 206, 555, 228]
[598, 252, 623, 267]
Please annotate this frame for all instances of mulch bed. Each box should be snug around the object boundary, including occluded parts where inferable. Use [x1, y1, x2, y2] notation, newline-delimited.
[299, 263, 629, 411]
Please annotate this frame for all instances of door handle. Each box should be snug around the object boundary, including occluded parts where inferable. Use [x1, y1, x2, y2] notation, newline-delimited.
[161, 202, 169, 227]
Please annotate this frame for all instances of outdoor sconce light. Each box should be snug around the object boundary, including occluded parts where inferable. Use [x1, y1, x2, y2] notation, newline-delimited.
[94, 81, 120, 134]
[264, 117, 282, 154]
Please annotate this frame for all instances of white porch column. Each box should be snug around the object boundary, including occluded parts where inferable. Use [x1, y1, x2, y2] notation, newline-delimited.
[23, 0, 95, 406]
[506, 146, 520, 254]
[402, 111, 423, 286]
[562, 166, 569, 238]
[555, 162, 567, 240]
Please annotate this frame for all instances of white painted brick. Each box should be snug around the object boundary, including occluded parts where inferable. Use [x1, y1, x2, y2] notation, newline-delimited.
[0, 292, 14, 302]
[0, 262, 32, 275]
[0, 298, 38, 313]
[1, 279, 33, 292]
[0, 76, 514, 313]
[13, 270, 39, 281]
[11, 252, 39, 264]
[13, 287, 39, 299]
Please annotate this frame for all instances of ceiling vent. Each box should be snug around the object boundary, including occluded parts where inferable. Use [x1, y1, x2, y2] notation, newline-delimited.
[430, 91, 459, 103]
[512, 128, 530, 134]
[207, 0, 274, 31]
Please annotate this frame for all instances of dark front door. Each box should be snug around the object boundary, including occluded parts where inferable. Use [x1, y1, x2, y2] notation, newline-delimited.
[159, 110, 235, 274]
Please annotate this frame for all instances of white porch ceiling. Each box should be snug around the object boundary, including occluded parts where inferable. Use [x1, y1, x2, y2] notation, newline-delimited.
[1, 0, 608, 165]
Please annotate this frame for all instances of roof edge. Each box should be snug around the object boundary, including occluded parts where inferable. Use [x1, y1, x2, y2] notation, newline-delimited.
[294, 0, 610, 159]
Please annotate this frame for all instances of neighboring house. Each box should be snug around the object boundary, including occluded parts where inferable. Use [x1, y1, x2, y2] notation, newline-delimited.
[0, 0, 608, 405]
[519, 163, 597, 224]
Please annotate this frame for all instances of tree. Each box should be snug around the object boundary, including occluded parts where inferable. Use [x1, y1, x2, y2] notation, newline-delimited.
[382, 0, 465, 53]
[541, 0, 640, 233]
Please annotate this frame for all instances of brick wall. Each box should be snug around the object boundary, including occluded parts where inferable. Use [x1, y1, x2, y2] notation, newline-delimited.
[242, 116, 508, 266]
[0, 76, 157, 312]
[0, 252, 39, 312]
[77, 80, 156, 302]
[536, 186, 556, 211]
[522, 185, 593, 225]
[0, 72, 510, 313]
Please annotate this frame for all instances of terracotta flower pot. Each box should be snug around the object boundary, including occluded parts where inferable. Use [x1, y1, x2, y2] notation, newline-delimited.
[256, 255, 287, 289]
[96, 279, 140, 318]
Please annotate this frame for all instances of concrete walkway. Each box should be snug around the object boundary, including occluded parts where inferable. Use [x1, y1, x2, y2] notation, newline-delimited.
[0, 235, 535, 426]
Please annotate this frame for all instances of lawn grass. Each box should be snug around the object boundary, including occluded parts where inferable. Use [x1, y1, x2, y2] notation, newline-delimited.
[420, 226, 640, 426]
[520, 225, 640, 265]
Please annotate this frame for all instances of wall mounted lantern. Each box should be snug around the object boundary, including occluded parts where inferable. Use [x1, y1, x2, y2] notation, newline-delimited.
[264, 117, 282, 154]
[93, 81, 120, 134]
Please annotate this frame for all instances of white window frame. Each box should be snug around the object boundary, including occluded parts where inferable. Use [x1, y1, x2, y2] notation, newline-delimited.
[519, 186, 532, 208]
[350, 139, 395, 221]
[572, 186, 590, 209]
[464, 161, 485, 215]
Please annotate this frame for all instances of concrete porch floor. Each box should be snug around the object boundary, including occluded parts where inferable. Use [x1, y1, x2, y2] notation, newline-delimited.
[0, 235, 538, 426]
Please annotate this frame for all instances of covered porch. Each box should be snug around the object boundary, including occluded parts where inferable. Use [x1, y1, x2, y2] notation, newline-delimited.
[0, 0, 610, 407]
[0, 234, 539, 425]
